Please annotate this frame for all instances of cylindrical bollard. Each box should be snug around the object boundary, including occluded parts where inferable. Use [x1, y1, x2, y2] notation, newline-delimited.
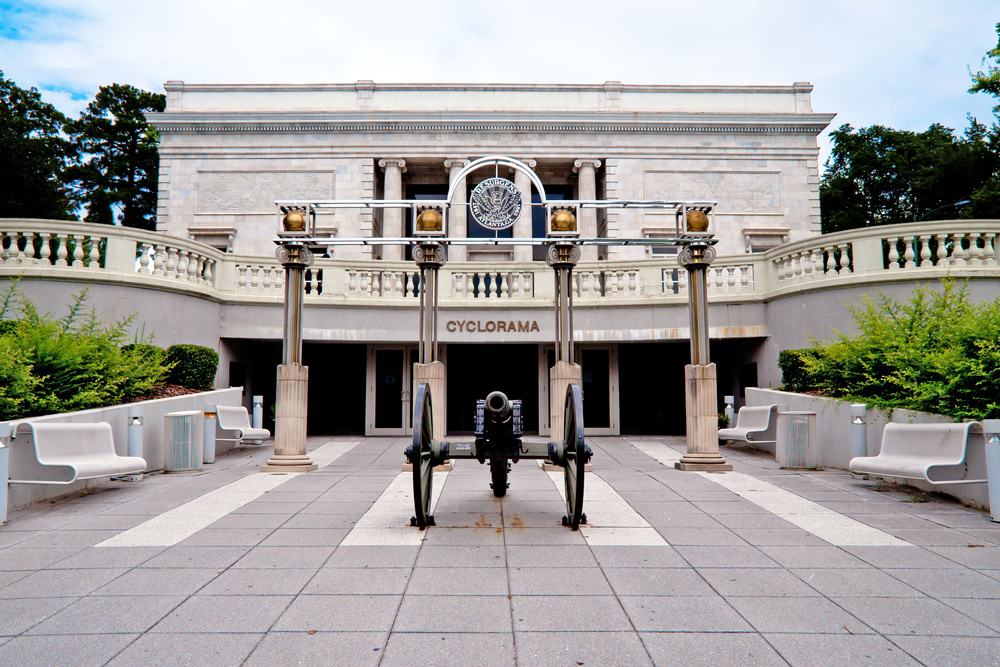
[125, 407, 144, 482]
[203, 405, 217, 464]
[0, 423, 9, 525]
[252, 395, 264, 430]
[127, 406, 144, 459]
[984, 419, 1000, 523]
[723, 395, 735, 428]
[850, 403, 867, 460]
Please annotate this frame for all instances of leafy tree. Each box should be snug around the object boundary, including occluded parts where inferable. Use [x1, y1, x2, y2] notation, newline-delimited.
[820, 121, 1000, 233]
[66, 84, 165, 229]
[970, 22, 1000, 115]
[0, 71, 76, 219]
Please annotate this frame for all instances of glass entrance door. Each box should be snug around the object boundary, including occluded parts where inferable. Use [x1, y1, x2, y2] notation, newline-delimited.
[580, 346, 619, 435]
[367, 346, 412, 435]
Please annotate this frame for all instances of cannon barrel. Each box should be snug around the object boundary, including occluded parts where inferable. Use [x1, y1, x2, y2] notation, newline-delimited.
[484, 390, 512, 423]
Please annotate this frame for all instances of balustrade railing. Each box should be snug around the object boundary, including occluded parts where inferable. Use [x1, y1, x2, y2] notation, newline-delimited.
[3, 219, 998, 306]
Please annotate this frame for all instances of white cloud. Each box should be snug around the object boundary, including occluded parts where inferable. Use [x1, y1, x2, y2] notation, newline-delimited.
[2, 0, 998, 164]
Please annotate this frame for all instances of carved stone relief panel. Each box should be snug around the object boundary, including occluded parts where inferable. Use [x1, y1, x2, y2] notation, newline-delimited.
[644, 170, 782, 214]
[196, 170, 335, 213]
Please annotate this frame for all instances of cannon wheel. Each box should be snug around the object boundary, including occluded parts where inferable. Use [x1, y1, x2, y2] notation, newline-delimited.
[490, 458, 508, 498]
[410, 383, 435, 529]
[562, 383, 587, 530]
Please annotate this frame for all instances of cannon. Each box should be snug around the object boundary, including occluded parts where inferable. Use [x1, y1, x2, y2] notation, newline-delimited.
[405, 383, 592, 530]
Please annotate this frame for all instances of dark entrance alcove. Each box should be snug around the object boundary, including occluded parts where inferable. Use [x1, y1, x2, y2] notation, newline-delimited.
[446, 344, 539, 434]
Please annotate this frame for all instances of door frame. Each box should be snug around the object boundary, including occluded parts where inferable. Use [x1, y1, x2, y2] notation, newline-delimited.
[539, 344, 620, 436]
[366, 344, 413, 436]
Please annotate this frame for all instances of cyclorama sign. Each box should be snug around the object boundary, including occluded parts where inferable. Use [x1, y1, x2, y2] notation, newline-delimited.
[446, 319, 540, 333]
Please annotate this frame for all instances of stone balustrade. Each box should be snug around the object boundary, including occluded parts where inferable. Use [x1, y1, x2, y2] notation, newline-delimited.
[2, 219, 998, 307]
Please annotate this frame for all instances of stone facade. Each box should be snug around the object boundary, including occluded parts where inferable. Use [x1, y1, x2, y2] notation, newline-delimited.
[151, 81, 833, 258]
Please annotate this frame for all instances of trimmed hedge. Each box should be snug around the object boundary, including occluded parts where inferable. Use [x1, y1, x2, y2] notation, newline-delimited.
[779, 280, 999, 421]
[166, 344, 218, 391]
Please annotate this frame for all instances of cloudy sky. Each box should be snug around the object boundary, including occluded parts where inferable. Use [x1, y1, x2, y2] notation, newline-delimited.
[2, 0, 998, 165]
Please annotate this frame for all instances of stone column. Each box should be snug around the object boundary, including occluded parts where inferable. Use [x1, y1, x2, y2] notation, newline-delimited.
[444, 159, 468, 262]
[379, 159, 406, 261]
[413, 361, 446, 440]
[675, 241, 731, 472]
[574, 159, 601, 261]
[262, 242, 316, 473]
[513, 159, 536, 262]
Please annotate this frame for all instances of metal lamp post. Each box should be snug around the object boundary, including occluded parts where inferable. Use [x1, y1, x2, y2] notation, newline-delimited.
[262, 208, 317, 472]
[546, 206, 583, 439]
[412, 205, 447, 440]
[675, 209, 731, 471]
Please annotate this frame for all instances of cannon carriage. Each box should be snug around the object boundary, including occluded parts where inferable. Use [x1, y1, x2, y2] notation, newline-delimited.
[404, 382, 593, 530]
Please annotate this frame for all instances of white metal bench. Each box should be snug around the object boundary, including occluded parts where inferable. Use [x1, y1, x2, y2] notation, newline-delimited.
[718, 404, 782, 446]
[9, 422, 146, 484]
[849, 422, 987, 485]
[215, 405, 270, 446]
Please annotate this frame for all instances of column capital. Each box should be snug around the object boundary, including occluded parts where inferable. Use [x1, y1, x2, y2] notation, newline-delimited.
[443, 158, 469, 172]
[378, 158, 407, 173]
[573, 159, 602, 173]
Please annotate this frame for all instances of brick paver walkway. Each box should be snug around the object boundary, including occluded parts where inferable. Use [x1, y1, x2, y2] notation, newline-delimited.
[0, 437, 998, 666]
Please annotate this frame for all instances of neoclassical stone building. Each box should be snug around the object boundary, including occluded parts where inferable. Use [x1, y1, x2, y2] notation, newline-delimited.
[6, 81, 995, 439]
[152, 80, 831, 259]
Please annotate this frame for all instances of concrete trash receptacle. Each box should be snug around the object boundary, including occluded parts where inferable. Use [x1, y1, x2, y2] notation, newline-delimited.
[984, 419, 1000, 522]
[777, 411, 819, 470]
[164, 410, 204, 472]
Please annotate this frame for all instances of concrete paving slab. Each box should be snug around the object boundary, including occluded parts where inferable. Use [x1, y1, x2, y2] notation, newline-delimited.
[27, 595, 186, 635]
[620, 595, 753, 632]
[415, 544, 506, 567]
[640, 632, 784, 667]
[764, 633, 920, 666]
[506, 545, 598, 568]
[139, 545, 250, 569]
[698, 567, 820, 597]
[888, 635, 1000, 667]
[884, 568, 1000, 598]
[834, 596, 997, 636]
[0, 597, 78, 635]
[244, 631, 386, 667]
[791, 567, 924, 597]
[508, 567, 613, 596]
[0, 568, 128, 598]
[153, 594, 292, 633]
[303, 568, 411, 595]
[517, 631, 652, 667]
[408, 567, 508, 595]
[675, 545, 781, 568]
[93, 568, 221, 596]
[394, 596, 512, 632]
[109, 632, 262, 667]
[938, 598, 1000, 632]
[512, 595, 631, 631]
[273, 595, 401, 632]
[198, 568, 314, 596]
[603, 567, 715, 597]
[233, 546, 335, 569]
[726, 596, 872, 634]
[0, 633, 137, 667]
[381, 633, 515, 667]
[323, 545, 419, 568]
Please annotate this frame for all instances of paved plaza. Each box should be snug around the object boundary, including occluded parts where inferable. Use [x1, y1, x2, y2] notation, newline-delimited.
[0, 437, 998, 666]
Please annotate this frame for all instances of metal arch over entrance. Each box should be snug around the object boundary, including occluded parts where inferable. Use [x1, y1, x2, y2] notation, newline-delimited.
[267, 154, 732, 512]
[445, 155, 548, 205]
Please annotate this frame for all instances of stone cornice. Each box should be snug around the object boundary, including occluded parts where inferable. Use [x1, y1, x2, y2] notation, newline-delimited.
[149, 112, 835, 136]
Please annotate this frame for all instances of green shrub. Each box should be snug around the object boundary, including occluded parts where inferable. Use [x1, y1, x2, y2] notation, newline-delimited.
[166, 344, 218, 390]
[778, 349, 817, 392]
[780, 280, 999, 420]
[0, 284, 172, 420]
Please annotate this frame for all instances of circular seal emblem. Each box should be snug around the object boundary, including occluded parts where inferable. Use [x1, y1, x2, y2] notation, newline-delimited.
[469, 177, 523, 231]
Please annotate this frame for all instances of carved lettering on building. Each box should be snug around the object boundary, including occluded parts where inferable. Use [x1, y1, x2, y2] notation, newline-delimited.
[645, 171, 781, 213]
[197, 171, 335, 213]
[446, 319, 540, 333]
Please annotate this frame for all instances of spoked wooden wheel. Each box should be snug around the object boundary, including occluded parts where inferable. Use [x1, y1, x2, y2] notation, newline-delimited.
[408, 383, 435, 529]
[561, 383, 590, 530]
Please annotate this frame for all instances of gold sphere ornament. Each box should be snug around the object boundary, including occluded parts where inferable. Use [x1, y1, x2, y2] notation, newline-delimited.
[550, 208, 577, 233]
[282, 210, 307, 232]
[416, 207, 443, 233]
[685, 210, 709, 232]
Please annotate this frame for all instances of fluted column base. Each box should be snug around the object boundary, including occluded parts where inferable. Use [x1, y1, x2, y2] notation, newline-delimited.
[262, 363, 316, 473]
[677, 363, 732, 472]
[549, 361, 582, 439]
[413, 361, 446, 440]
